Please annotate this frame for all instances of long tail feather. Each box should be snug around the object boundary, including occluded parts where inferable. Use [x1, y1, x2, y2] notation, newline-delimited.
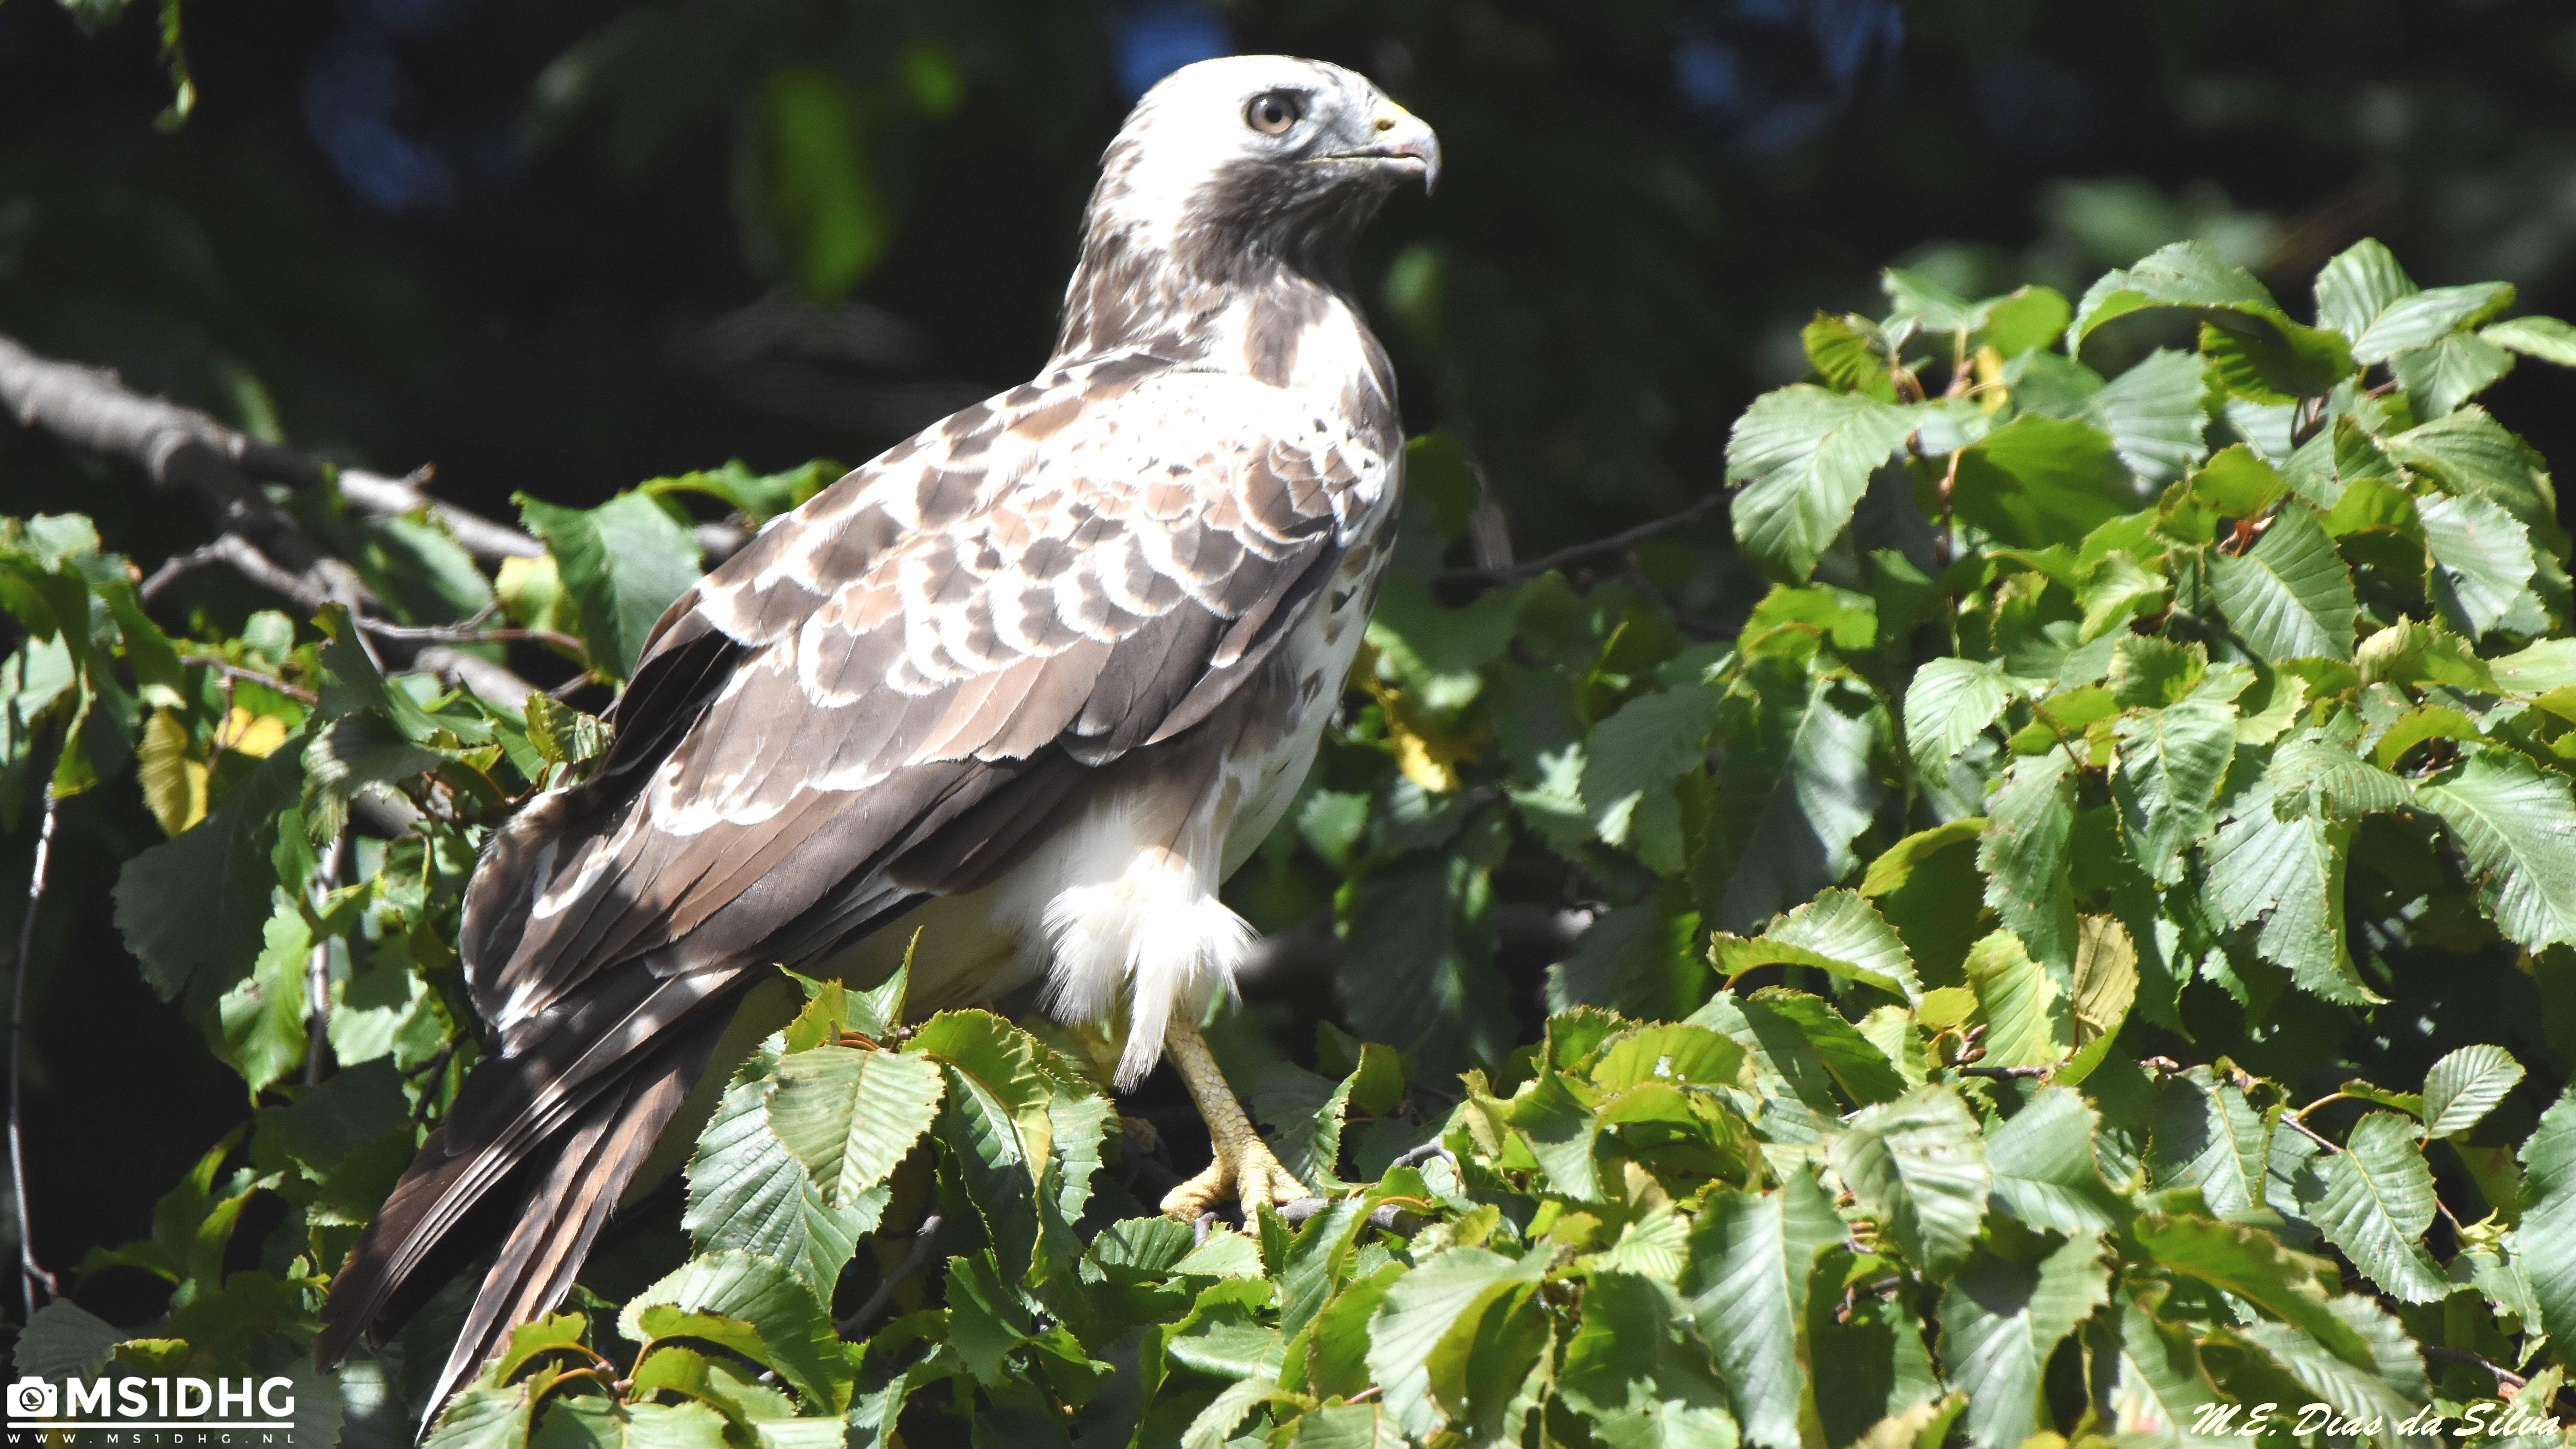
[315, 975, 733, 1427]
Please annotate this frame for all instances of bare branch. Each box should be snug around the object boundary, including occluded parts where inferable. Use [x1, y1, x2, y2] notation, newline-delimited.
[0, 331, 537, 566]
[143, 534, 330, 611]
[303, 830, 346, 1088]
[836, 1214, 944, 1339]
[1438, 491, 1726, 586]
[332, 468, 540, 561]
[9, 787, 61, 1320]
[413, 647, 542, 709]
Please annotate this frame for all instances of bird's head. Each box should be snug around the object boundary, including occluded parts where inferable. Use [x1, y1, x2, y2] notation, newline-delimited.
[1083, 55, 1440, 290]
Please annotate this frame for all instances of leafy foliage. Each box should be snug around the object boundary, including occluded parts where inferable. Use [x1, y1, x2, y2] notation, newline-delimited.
[10, 239, 2576, 1447]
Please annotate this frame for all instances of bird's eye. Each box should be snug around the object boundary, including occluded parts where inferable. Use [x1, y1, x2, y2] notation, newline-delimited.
[1245, 91, 1304, 135]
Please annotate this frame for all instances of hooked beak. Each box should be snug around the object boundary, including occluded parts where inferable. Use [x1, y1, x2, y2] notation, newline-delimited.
[1322, 101, 1442, 194]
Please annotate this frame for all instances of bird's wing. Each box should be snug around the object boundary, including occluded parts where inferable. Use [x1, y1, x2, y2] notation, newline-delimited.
[462, 357, 1390, 1043]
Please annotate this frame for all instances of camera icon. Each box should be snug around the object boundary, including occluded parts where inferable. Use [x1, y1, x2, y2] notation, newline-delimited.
[8, 1379, 57, 1419]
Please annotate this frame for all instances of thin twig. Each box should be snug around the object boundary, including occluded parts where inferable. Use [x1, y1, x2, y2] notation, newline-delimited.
[2423, 1345, 2527, 1391]
[303, 828, 346, 1087]
[9, 788, 61, 1320]
[1956, 1065, 2049, 1080]
[837, 1214, 944, 1339]
[180, 654, 319, 705]
[2281, 1115, 2341, 1155]
[1438, 492, 1726, 585]
[1277, 1196, 1416, 1230]
[354, 620, 586, 654]
[1389, 1139, 1458, 1173]
[1934, 446, 1962, 571]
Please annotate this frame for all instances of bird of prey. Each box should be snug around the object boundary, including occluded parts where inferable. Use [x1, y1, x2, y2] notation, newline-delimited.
[317, 54, 1439, 1418]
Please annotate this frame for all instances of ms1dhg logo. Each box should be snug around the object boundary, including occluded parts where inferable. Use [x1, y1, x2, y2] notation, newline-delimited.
[7, 1375, 301, 1443]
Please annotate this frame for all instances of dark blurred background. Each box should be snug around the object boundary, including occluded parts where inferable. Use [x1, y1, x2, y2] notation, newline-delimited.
[9, 0, 2576, 1315]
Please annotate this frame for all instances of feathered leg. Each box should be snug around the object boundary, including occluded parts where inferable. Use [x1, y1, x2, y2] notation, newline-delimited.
[1158, 1020, 1311, 1219]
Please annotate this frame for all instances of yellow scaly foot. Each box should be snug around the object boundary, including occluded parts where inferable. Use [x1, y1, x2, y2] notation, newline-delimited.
[1157, 1019, 1313, 1219]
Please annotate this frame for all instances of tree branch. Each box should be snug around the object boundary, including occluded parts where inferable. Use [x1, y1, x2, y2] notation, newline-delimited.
[1437, 491, 1726, 586]
[9, 787, 61, 1321]
[0, 332, 541, 562]
[836, 1213, 943, 1339]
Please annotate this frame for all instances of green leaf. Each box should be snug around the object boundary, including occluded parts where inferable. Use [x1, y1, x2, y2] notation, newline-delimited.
[1951, 414, 2133, 549]
[1726, 386, 1917, 581]
[2087, 348, 2211, 485]
[2103, 1293, 2234, 1448]
[12, 1299, 125, 1381]
[2148, 1073, 2270, 1217]
[1905, 658, 2019, 773]
[113, 734, 305, 998]
[2203, 761, 2376, 1005]
[1747, 988, 1910, 1106]
[1964, 929, 2069, 1070]
[1937, 1227, 2112, 1449]
[1338, 816, 1516, 1075]
[1364, 1246, 1548, 1441]
[530, 1398, 733, 1449]
[1984, 286, 2073, 356]
[217, 899, 315, 1092]
[517, 491, 704, 679]
[1509, 1068, 1604, 1201]
[2384, 407, 2565, 541]
[1803, 313, 1899, 402]
[939, 1249, 1030, 1384]
[1280, 1402, 1406, 1448]
[762, 1044, 943, 1207]
[2421, 1044, 2524, 1139]
[2392, 329, 2515, 417]
[2188, 445, 2288, 517]
[2416, 751, 2576, 951]
[2417, 493, 2537, 639]
[2315, 239, 2418, 338]
[1713, 673, 1886, 931]
[2297, 1112, 2448, 1304]
[1986, 1087, 2129, 1235]
[2482, 314, 2576, 367]
[1882, 267, 1981, 333]
[1675, 1170, 1843, 1449]
[2513, 1089, 2576, 1349]
[1581, 685, 1721, 850]
[619, 1251, 847, 1412]
[2111, 697, 2237, 887]
[1712, 888, 1919, 1001]
[2071, 241, 2288, 351]
[427, 1377, 544, 1449]
[2200, 318, 2352, 404]
[1979, 752, 2079, 970]
[2211, 503, 2356, 662]
[644, 459, 837, 526]
[684, 1039, 880, 1300]
[1828, 1085, 1990, 1280]
[1559, 1271, 1740, 1449]
[1181, 1377, 1301, 1449]
[2349, 281, 2516, 364]
[1589, 1023, 1752, 1093]
[2226, 1302, 2422, 1437]
[2129, 1211, 2373, 1367]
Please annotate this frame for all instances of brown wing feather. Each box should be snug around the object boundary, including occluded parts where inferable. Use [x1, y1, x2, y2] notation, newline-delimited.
[322, 360, 1388, 1405]
[466, 364, 1369, 1039]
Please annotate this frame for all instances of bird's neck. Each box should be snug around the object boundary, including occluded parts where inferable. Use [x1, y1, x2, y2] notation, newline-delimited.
[1050, 219, 1368, 374]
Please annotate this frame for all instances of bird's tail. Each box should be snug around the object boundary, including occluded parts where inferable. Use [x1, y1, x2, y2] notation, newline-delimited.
[315, 974, 733, 1430]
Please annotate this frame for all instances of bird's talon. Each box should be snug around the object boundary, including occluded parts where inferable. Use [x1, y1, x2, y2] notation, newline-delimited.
[1160, 1138, 1314, 1222]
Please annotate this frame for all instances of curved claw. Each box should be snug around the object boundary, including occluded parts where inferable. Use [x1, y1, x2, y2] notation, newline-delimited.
[1160, 1135, 1312, 1221]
